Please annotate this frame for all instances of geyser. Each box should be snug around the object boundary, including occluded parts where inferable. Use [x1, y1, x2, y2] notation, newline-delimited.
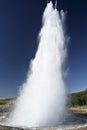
[8, 1, 68, 127]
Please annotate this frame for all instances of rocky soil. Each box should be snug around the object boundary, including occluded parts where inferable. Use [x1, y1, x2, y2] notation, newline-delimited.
[0, 125, 87, 130]
[0, 99, 87, 130]
[69, 106, 87, 115]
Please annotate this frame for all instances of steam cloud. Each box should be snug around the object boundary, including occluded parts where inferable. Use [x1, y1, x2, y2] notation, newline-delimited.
[8, 1, 67, 127]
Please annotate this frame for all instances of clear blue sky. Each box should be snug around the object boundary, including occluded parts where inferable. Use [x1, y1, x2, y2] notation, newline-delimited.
[0, 0, 87, 98]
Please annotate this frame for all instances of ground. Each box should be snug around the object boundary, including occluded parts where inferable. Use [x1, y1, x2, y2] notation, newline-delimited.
[0, 99, 87, 130]
[69, 106, 87, 115]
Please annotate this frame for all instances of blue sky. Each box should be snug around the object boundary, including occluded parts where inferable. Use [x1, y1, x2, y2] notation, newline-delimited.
[0, 0, 87, 97]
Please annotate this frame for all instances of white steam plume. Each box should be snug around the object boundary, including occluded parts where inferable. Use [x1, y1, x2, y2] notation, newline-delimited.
[7, 1, 67, 127]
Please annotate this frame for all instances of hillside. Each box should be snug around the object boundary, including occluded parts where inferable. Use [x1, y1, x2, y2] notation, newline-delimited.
[70, 89, 87, 107]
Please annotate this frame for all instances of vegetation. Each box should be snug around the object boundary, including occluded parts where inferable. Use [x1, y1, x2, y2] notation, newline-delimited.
[70, 89, 87, 107]
[0, 98, 13, 105]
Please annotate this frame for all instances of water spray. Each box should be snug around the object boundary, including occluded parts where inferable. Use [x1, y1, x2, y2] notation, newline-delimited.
[7, 1, 67, 127]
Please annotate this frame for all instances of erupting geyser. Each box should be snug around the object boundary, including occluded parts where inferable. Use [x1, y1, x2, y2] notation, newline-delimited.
[8, 1, 68, 127]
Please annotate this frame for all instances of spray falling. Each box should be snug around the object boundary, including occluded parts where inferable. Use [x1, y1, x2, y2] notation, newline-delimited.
[8, 1, 67, 127]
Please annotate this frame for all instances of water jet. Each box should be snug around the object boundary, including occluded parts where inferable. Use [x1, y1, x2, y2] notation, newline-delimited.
[7, 1, 68, 127]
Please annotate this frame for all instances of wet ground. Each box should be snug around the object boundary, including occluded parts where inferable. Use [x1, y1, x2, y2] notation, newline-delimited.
[0, 101, 87, 130]
[0, 113, 87, 130]
[0, 125, 87, 130]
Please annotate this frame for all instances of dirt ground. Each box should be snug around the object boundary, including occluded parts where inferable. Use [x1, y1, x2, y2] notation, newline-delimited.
[69, 106, 87, 115]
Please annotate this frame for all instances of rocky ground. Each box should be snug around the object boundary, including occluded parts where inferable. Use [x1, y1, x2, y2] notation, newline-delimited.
[0, 125, 87, 130]
[0, 98, 14, 122]
[69, 106, 87, 115]
[0, 99, 87, 130]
